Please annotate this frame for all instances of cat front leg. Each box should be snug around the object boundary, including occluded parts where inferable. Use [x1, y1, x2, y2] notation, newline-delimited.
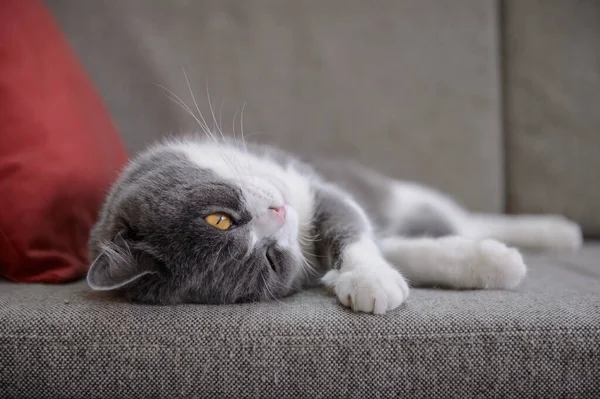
[312, 183, 409, 314]
[321, 235, 409, 313]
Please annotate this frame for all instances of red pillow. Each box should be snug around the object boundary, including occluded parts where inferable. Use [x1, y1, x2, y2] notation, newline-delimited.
[0, 0, 128, 283]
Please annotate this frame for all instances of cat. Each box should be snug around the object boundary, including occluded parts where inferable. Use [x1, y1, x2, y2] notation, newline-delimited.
[87, 136, 582, 314]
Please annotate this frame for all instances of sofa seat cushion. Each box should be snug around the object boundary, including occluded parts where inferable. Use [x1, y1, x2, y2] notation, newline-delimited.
[1, 245, 599, 398]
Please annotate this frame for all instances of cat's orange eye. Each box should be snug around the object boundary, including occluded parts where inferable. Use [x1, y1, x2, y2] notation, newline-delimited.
[204, 213, 232, 230]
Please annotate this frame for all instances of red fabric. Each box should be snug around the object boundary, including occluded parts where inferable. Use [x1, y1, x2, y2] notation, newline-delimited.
[0, 0, 128, 283]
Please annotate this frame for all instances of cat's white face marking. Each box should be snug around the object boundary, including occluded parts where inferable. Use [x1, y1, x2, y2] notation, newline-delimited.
[171, 140, 313, 264]
[235, 176, 299, 251]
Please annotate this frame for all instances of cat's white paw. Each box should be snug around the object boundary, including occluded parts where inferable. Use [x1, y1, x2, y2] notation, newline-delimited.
[475, 239, 527, 289]
[322, 266, 409, 314]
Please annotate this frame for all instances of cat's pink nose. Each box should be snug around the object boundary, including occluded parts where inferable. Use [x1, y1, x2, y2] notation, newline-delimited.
[269, 205, 286, 223]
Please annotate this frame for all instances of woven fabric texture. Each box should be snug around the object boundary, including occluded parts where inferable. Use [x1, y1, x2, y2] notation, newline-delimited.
[1, 245, 600, 398]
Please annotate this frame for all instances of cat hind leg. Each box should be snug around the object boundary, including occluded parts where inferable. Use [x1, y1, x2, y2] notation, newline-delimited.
[379, 235, 527, 290]
[388, 182, 583, 252]
[462, 213, 583, 252]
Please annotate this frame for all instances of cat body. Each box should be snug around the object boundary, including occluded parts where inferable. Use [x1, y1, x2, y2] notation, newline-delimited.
[87, 137, 582, 314]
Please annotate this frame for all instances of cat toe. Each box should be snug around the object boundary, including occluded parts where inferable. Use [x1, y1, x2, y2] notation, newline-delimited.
[478, 240, 527, 289]
[323, 267, 409, 314]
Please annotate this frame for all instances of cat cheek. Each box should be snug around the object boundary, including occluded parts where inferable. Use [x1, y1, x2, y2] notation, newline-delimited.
[247, 230, 258, 250]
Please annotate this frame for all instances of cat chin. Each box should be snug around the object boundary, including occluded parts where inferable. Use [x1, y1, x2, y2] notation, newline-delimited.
[273, 205, 300, 249]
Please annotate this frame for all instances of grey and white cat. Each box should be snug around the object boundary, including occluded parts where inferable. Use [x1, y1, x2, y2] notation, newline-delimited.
[87, 137, 582, 314]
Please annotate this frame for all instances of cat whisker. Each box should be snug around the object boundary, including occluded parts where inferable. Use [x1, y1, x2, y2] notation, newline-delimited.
[172, 71, 245, 178]
[205, 81, 227, 143]
[232, 108, 239, 148]
[300, 260, 313, 282]
[297, 232, 321, 241]
[295, 248, 319, 277]
[182, 68, 218, 144]
[303, 252, 325, 259]
[298, 238, 322, 245]
[240, 101, 248, 155]
[271, 278, 306, 295]
[227, 108, 251, 178]
[300, 252, 320, 271]
[298, 229, 319, 237]
[261, 275, 294, 307]
[297, 237, 315, 246]
[154, 82, 213, 142]
[230, 105, 256, 184]
[175, 76, 247, 179]
[297, 220, 317, 229]
[205, 88, 247, 178]
[178, 73, 244, 182]
[218, 100, 226, 142]
[297, 233, 322, 246]
[156, 85, 215, 143]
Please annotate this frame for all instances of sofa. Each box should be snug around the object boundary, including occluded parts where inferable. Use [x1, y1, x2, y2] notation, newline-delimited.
[2, 1, 599, 397]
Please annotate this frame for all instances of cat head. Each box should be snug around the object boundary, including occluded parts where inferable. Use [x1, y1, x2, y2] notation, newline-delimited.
[87, 144, 304, 304]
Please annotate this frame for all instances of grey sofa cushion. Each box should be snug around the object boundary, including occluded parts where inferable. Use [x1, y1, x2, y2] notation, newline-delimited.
[1, 245, 599, 398]
[503, 0, 600, 235]
[46, 0, 504, 213]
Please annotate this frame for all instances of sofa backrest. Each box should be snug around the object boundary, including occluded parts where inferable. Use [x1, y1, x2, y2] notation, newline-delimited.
[46, 0, 600, 235]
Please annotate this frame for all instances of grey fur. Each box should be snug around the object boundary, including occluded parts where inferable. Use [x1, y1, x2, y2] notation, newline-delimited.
[394, 204, 456, 237]
[311, 182, 370, 270]
[312, 158, 394, 230]
[313, 158, 456, 238]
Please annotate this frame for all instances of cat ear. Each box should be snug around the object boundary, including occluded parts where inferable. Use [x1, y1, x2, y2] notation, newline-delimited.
[87, 237, 155, 291]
